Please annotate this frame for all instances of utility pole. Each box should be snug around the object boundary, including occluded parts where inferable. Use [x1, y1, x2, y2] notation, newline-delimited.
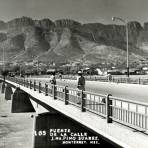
[3, 45, 5, 71]
[112, 17, 129, 77]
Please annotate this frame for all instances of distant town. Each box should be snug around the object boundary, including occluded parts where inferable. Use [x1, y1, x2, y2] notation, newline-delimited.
[1, 58, 148, 77]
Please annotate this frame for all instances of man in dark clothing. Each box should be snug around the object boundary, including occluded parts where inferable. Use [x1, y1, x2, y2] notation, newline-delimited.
[77, 71, 85, 91]
[77, 71, 86, 104]
[59, 72, 62, 80]
[50, 72, 56, 85]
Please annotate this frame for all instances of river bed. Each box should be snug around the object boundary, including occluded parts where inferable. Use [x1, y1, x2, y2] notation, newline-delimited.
[0, 83, 34, 148]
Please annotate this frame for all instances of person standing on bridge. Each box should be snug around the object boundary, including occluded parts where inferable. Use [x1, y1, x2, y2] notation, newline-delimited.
[77, 71, 85, 104]
[50, 72, 56, 85]
[59, 72, 62, 80]
[107, 73, 112, 82]
[77, 71, 85, 91]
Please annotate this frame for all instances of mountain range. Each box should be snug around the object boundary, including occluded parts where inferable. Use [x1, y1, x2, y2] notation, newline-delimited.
[0, 16, 148, 68]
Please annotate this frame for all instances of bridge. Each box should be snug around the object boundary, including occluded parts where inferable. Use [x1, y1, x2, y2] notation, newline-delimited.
[1, 76, 148, 148]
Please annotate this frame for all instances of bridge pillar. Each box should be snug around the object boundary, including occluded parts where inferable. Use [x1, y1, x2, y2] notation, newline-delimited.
[11, 87, 35, 113]
[5, 84, 13, 100]
[0, 79, 3, 83]
[1, 81, 6, 94]
[33, 112, 116, 148]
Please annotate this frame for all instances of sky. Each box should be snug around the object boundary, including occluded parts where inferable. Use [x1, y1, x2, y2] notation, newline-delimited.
[0, 0, 148, 25]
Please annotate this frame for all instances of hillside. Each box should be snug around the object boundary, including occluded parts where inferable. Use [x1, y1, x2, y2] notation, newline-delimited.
[0, 16, 148, 68]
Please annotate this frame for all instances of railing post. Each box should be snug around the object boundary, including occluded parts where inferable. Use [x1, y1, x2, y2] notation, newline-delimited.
[34, 80, 36, 91]
[64, 86, 69, 105]
[24, 79, 25, 87]
[30, 80, 32, 89]
[52, 85, 56, 100]
[26, 80, 28, 88]
[24, 79, 25, 86]
[22, 79, 24, 86]
[39, 81, 41, 93]
[20, 79, 22, 85]
[106, 94, 112, 123]
[45, 83, 48, 96]
[81, 90, 86, 112]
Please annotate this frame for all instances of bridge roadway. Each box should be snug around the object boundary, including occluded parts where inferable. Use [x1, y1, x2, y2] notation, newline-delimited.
[5, 79, 148, 148]
[27, 77, 148, 104]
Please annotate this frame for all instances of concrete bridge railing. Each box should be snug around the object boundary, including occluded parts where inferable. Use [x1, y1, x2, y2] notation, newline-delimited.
[60, 75, 148, 85]
[4, 76, 148, 134]
[24, 74, 148, 85]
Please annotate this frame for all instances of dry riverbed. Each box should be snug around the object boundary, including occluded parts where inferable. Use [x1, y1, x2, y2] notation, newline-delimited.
[0, 85, 34, 148]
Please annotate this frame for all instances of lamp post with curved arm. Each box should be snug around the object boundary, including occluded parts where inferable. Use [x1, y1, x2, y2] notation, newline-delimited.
[112, 17, 129, 77]
[2, 43, 5, 72]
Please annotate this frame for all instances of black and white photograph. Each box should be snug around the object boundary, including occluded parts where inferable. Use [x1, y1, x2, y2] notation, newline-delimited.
[0, 0, 148, 147]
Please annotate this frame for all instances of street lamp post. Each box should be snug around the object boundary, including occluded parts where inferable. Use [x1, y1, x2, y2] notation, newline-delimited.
[112, 17, 129, 77]
[3, 45, 5, 71]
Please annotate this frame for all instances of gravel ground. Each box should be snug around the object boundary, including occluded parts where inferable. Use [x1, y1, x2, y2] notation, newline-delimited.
[0, 83, 34, 148]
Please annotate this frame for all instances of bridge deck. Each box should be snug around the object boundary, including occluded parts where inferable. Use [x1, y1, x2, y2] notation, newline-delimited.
[6, 80, 148, 148]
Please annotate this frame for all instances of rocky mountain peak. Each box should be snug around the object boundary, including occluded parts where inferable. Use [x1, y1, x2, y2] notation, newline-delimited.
[55, 19, 81, 28]
[0, 20, 6, 30]
[144, 22, 148, 30]
[7, 16, 34, 29]
[0, 16, 148, 69]
[34, 18, 54, 29]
